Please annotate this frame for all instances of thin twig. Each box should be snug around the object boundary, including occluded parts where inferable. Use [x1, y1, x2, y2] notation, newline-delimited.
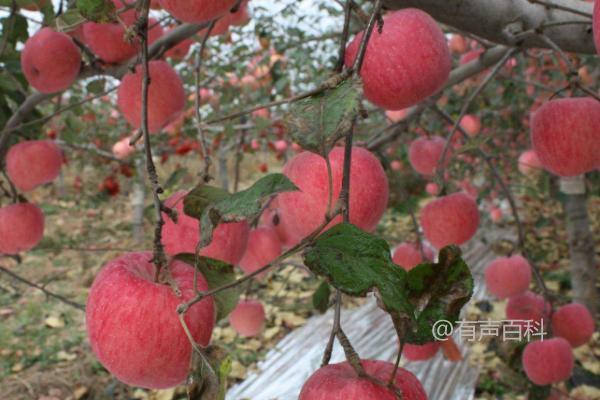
[527, 0, 593, 18]
[0, 265, 85, 311]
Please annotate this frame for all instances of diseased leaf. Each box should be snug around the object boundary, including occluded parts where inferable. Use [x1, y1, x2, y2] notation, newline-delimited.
[286, 77, 361, 155]
[302, 223, 415, 322]
[186, 345, 229, 400]
[175, 254, 239, 322]
[312, 281, 331, 314]
[404, 245, 474, 344]
[198, 173, 298, 248]
[183, 185, 230, 221]
[302, 223, 474, 345]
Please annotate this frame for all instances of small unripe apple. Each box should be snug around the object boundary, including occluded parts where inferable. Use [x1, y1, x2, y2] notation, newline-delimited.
[299, 359, 427, 399]
[448, 34, 468, 54]
[530, 97, 600, 177]
[6, 140, 63, 192]
[522, 338, 574, 386]
[420, 192, 479, 248]
[344, 9, 451, 110]
[21, 28, 81, 93]
[425, 182, 440, 196]
[117, 60, 186, 133]
[489, 207, 503, 223]
[0, 203, 45, 255]
[229, 299, 265, 337]
[86, 252, 215, 388]
[484, 255, 532, 299]
[551, 303, 595, 348]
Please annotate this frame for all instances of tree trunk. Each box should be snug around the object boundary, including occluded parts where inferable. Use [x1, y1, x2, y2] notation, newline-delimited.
[560, 176, 597, 316]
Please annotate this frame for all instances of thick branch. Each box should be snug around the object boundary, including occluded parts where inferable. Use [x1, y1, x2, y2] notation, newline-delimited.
[383, 0, 594, 54]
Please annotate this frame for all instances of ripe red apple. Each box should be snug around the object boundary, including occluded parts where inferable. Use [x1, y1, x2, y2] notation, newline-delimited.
[238, 226, 282, 279]
[530, 97, 600, 177]
[385, 109, 408, 123]
[161, 191, 249, 265]
[159, 0, 237, 24]
[83, 4, 163, 63]
[117, 60, 186, 133]
[484, 255, 532, 299]
[522, 338, 574, 386]
[403, 342, 441, 362]
[259, 198, 298, 250]
[299, 359, 427, 400]
[460, 114, 481, 137]
[229, 299, 265, 337]
[21, 28, 81, 93]
[392, 242, 434, 271]
[489, 207, 502, 223]
[518, 150, 543, 176]
[344, 9, 451, 110]
[390, 160, 403, 171]
[425, 182, 439, 196]
[86, 252, 215, 389]
[551, 303, 595, 348]
[6, 140, 63, 192]
[408, 136, 446, 176]
[209, 0, 250, 36]
[112, 136, 136, 159]
[505, 291, 551, 326]
[448, 34, 468, 54]
[277, 147, 389, 243]
[594, 0, 600, 54]
[420, 192, 479, 248]
[0, 203, 45, 255]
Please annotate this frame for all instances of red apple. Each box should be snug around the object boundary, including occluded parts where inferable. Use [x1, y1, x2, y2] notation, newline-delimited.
[530, 97, 600, 177]
[159, 0, 237, 24]
[344, 9, 451, 110]
[21, 28, 81, 93]
[278, 147, 389, 243]
[161, 191, 250, 265]
[392, 242, 434, 271]
[238, 226, 282, 279]
[403, 342, 441, 362]
[229, 299, 265, 337]
[299, 359, 427, 400]
[6, 140, 62, 192]
[505, 291, 551, 326]
[518, 150, 543, 176]
[117, 60, 186, 133]
[0, 203, 45, 255]
[420, 192, 479, 248]
[551, 303, 595, 348]
[86, 252, 215, 388]
[484, 255, 532, 299]
[112, 136, 136, 159]
[459, 114, 481, 137]
[408, 136, 447, 176]
[522, 338, 574, 386]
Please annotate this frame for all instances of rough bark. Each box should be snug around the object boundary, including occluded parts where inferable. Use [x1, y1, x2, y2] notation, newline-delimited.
[384, 0, 595, 54]
[561, 176, 598, 316]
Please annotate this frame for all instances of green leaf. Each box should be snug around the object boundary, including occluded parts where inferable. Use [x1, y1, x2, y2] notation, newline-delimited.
[175, 254, 239, 322]
[163, 167, 189, 190]
[55, 8, 86, 32]
[404, 245, 474, 343]
[76, 0, 117, 23]
[286, 77, 361, 155]
[0, 14, 28, 48]
[183, 184, 230, 221]
[86, 78, 106, 94]
[312, 281, 331, 314]
[302, 223, 415, 321]
[198, 173, 298, 248]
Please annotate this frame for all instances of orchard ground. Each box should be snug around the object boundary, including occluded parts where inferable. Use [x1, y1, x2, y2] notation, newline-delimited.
[0, 152, 598, 400]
